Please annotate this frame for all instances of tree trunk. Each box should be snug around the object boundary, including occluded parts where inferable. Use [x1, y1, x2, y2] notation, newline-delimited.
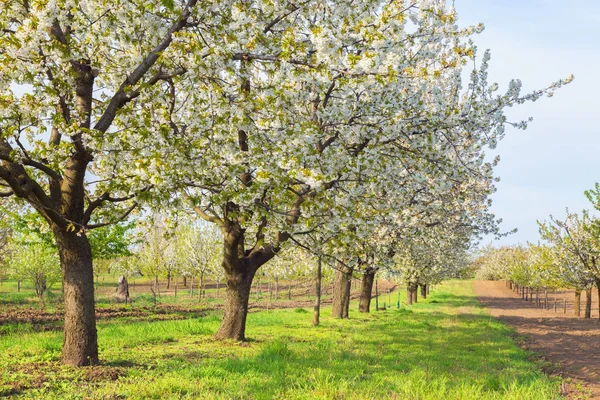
[406, 284, 413, 305]
[166, 270, 171, 289]
[215, 266, 255, 341]
[268, 280, 272, 303]
[54, 230, 98, 366]
[585, 288, 592, 318]
[411, 283, 418, 304]
[313, 257, 322, 326]
[332, 264, 352, 318]
[358, 268, 375, 313]
[198, 271, 204, 302]
[183, 276, 187, 287]
[420, 284, 427, 299]
[152, 275, 158, 305]
[575, 289, 581, 316]
[17, 280, 21, 292]
[174, 272, 178, 300]
[375, 279, 379, 311]
[596, 278, 600, 320]
[215, 224, 279, 341]
[35, 274, 47, 301]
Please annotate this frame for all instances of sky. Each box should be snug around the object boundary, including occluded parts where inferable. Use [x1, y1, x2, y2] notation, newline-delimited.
[454, 0, 600, 246]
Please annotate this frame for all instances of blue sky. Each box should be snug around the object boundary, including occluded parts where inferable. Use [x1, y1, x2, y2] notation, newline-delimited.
[455, 0, 600, 245]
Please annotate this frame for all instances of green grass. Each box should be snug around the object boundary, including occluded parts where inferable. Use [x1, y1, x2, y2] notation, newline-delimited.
[0, 280, 562, 399]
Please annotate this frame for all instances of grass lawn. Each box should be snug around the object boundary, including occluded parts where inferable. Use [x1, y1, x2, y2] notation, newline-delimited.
[0, 280, 561, 399]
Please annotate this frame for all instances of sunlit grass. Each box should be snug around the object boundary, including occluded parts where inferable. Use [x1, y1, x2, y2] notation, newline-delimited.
[0, 280, 562, 399]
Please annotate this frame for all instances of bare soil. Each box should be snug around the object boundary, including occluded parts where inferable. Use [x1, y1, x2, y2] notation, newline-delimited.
[474, 280, 600, 399]
[0, 280, 398, 327]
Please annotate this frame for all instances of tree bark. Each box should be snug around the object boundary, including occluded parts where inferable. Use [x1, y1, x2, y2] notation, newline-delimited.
[214, 222, 279, 341]
[358, 268, 375, 313]
[411, 283, 418, 304]
[174, 272, 178, 300]
[420, 284, 427, 299]
[575, 289, 581, 316]
[54, 229, 98, 366]
[313, 257, 322, 326]
[375, 279, 379, 311]
[585, 288, 592, 318]
[215, 266, 255, 341]
[406, 284, 413, 305]
[332, 263, 352, 318]
[198, 271, 204, 302]
[596, 278, 600, 320]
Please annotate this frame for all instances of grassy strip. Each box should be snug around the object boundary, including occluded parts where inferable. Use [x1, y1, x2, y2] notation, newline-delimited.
[0, 280, 561, 399]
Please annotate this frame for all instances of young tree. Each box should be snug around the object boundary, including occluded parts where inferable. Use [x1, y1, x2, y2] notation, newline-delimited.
[174, 219, 221, 301]
[6, 239, 61, 301]
[137, 215, 173, 298]
[0, 213, 11, 269]
[539, 211, 600, 318]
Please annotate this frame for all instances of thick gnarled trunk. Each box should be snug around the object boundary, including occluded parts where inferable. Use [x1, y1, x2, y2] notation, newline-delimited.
[332, 264, 352, 318]
[215, 222, 278, 341]
[215, 264, 255, 341]
[54, 229, 98, 366]
[358, 268, 375, 313]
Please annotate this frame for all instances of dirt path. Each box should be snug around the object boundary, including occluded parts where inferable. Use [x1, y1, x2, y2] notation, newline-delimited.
[474, 280, 600, 398]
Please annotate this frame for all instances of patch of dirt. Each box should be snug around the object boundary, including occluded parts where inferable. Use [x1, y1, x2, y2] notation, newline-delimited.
[83, 366, 124, 382]
[0, 304, 217, 328]
[474, 280, 600, 399]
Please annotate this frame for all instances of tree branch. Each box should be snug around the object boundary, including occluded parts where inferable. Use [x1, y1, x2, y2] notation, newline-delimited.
[86, 202, 138, 229]
[93, 1, 198, 133]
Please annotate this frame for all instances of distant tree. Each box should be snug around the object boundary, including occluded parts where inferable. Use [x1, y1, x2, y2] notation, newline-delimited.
[89, 223, 134, 263]
[0, 213, 10, 269]
[539, 211, 600, 318]
[88, 222, 135, 287]
[6, 239, 61, 301]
